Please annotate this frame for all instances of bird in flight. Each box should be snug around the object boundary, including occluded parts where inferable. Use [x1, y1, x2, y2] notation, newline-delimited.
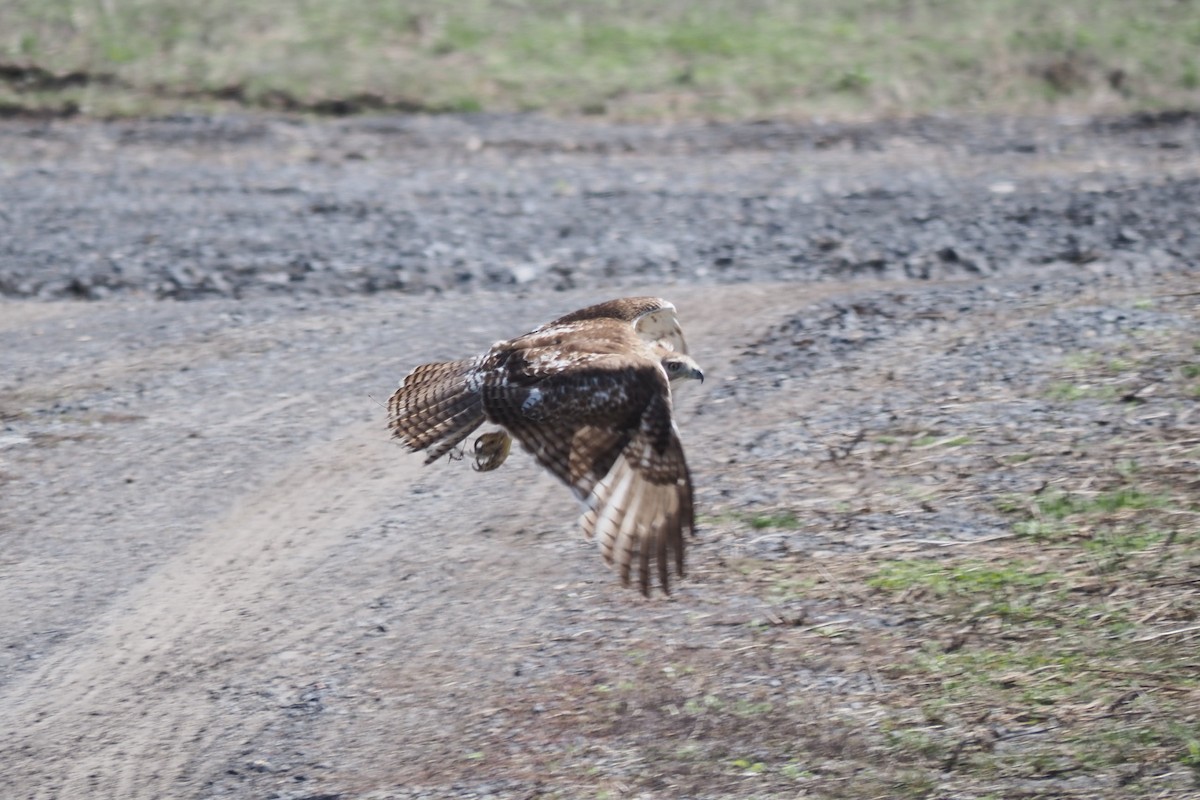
[388, 297, 703, 595]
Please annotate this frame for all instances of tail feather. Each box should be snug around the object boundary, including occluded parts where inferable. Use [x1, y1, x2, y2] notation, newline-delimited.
[388, 358, 487, 463]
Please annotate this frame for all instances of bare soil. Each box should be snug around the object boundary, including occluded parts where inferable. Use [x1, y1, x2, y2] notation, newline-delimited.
[1, 112, 1197, 799]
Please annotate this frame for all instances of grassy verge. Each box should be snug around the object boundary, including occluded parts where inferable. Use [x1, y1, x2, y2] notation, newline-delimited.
[1, 0, 1198, 119]
[729, 305, 1200, 796]
[870, 486, 1199, 794]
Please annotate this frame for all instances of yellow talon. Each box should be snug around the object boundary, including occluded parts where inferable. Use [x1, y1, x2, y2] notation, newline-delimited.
[473, 431, 512, 472]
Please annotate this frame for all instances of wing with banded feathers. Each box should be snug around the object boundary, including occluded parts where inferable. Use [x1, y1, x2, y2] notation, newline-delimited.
[480, 351, 693, 595]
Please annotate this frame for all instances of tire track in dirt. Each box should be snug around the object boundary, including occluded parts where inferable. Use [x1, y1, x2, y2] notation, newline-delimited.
[0, 418, 411, 799]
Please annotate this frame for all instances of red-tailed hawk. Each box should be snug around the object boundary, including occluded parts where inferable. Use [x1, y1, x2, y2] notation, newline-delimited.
[388, 297, 703, 595]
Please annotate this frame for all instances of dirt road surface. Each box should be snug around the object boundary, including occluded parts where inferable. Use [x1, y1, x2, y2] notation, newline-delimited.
[1, 113, 1197, 798]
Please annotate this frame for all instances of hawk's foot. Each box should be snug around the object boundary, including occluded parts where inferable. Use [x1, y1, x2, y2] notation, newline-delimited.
[473, 431, 512, 472]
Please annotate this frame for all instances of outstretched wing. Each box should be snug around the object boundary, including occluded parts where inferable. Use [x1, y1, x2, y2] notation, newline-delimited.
[632, 304, 688, 355]
[580, 390, 693, 595]
[539, 296, 688, 355]
[481, 353, 693, 595]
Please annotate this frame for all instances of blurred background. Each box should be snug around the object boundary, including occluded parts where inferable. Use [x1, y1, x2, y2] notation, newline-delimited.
[2, 0, 1197, 120]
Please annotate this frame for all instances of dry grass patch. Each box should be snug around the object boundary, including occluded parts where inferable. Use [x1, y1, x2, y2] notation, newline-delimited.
[2, 1, 1199, 118]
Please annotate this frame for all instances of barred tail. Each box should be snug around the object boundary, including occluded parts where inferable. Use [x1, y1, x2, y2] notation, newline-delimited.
[387, 358, 487, 464]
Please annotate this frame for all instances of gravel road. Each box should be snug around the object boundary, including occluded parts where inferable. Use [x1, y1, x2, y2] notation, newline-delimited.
[1, 111, 1197, 799]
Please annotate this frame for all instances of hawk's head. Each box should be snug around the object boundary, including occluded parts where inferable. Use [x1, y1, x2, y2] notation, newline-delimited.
[661, 353, 704, 384]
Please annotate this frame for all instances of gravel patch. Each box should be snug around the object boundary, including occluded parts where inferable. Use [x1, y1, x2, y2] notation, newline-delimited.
[1, 112, 1197, 301]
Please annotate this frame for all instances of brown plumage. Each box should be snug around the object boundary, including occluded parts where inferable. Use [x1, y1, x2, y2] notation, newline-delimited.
[387, 297, 703, 595]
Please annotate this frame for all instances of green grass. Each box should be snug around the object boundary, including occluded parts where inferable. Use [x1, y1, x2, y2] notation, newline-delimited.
[869, 558, 1058, 595]
[872, 541, 1199, 787]
[1045, 381, 1120, 402]
[912, 434, 972, 447]
[746, 511, 800, 530]
[866, 469, 1200, 793]
[2, 0, 1199, 118]
[1033, 487, 1169, 519]
[1000, 487, 1172, 548]
[703, 509, 802, 531]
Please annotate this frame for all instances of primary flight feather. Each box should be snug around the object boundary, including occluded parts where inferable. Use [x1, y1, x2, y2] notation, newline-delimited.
[387, 297, 703, 595]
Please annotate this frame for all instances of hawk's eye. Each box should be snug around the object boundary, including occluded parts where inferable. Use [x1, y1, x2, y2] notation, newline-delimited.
[668, 362, 680, 372]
